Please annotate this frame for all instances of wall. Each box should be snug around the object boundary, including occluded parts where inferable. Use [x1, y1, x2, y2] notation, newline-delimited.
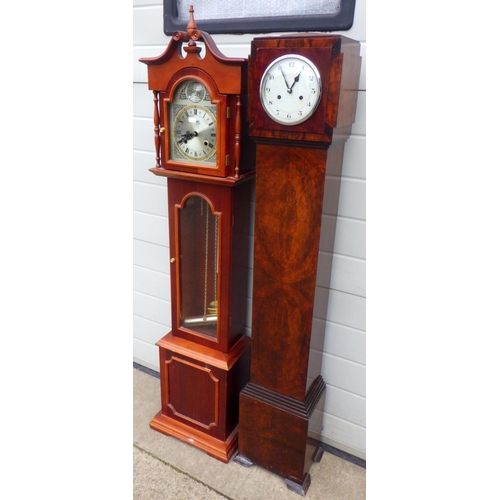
[133, 0, 366, 460]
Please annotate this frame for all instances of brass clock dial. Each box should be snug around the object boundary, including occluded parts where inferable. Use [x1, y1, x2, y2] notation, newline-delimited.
[260, 55, 322, 126]
[169, 79, 217, 166]
[173, 105, 217, 162]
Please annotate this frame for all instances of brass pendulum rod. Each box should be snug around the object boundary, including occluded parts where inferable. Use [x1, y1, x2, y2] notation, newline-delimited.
[203, 199, 209, 321]
[184, 198, 218, 328]
[207, 214, 218, 316]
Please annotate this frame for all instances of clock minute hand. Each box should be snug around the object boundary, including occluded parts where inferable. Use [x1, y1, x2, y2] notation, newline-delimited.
[280, 66, 291, 92]
[178, 130, 198, 144]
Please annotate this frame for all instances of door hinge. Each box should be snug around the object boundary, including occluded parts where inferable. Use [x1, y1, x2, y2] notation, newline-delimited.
[226, 155, 230, 166]
[227, 107, 231, 119]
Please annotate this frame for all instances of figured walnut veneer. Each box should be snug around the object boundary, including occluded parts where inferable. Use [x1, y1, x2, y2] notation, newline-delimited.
[235, 34, 361, 494]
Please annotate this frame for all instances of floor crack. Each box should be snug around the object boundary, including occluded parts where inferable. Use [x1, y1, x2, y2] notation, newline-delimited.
[133, 443, 235, 500]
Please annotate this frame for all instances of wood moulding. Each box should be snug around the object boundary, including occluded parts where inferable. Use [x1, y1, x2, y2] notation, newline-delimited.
[152, 331, 251, 463]
[240, 376, 326, 419]
[235, 375, 327, 491]
[150, 411, 239, 463]
[148, 167, 255, 186]
[156, 332, 251, 372]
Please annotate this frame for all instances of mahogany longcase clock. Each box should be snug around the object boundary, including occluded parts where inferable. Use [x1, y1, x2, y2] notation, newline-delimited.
[234, 35, 361, 494]
[139, 7, 255, 463]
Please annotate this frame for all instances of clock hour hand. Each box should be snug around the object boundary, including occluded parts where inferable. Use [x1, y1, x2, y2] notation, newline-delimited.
[288, 71, 301, 93]
[178, 130, 198, 144]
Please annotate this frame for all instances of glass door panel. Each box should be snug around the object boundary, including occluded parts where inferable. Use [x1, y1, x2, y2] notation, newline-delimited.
[178, 195, 219, 339]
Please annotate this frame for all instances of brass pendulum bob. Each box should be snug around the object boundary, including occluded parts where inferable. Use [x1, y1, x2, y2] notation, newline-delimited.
[207, 300, 218, 315]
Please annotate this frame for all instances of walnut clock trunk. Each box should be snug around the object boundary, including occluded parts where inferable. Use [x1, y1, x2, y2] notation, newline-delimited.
[234, 35, 361, 494]
[139, 7, 255, 463]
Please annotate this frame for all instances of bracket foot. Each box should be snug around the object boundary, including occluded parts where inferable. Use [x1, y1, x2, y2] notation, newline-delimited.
[312, 445, 324, 463]
[233, 453, 254, 468]
[285, 473, 311, 496]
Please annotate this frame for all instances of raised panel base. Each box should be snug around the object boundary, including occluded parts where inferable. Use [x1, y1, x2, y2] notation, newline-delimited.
[150, 332, 251, 463]
[235, 376, 326, 492]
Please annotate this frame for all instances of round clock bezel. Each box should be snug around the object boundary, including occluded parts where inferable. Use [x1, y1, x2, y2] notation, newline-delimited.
[259, 54, 323, 126]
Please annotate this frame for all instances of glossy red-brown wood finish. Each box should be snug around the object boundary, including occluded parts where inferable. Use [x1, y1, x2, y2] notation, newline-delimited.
[141, 8, 255, 463]
[148, 161, 253, 462]
[167, 177, 253, 353]
[249, 144, 327, 400]
[247, 34, 361, 145]
[151, 333, 250, 462]
[236, 34, 361, 493]
[139, 7, 254, 179]
[238, 375, 326, 483]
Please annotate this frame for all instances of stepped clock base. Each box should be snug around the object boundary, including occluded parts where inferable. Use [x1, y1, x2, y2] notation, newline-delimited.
[150, 411, 239, 463]
[235, 376, 326, 495]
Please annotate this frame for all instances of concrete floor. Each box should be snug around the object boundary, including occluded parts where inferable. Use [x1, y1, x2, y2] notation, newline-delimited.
[133, 366, 366, 499]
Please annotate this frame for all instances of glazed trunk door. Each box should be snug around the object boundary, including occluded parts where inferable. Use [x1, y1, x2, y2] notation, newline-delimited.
[178, 195, 219, 339]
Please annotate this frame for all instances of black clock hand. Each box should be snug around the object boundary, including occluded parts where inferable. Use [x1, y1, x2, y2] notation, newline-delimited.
[178, 130, 198, 144]
[288, 71, 301, 93]
[178, 133, 191, 144]
[280, 66, 291, 92]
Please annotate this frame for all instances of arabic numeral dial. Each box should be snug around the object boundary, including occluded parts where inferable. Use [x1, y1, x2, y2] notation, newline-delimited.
[260, 54, 322, 126]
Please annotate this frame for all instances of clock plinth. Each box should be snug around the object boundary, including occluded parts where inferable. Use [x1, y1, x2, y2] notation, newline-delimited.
[235, 34, 361, 493]
[139, 8, 254, 462]
[150, 332, 250, 463]
[236, 376, 327, 492]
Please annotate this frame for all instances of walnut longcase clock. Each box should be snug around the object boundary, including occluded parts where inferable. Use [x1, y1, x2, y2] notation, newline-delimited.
[234, 34, 361, 494]
[139, 7, 254, 463]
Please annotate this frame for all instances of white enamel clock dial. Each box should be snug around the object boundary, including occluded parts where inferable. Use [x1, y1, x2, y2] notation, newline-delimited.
[260, 54, 322, 126]
[169, 79, 217, 166]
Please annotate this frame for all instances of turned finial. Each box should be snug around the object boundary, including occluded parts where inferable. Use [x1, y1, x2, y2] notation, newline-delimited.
[186, 5, 197, 37]
[184, 5, 202, 53]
